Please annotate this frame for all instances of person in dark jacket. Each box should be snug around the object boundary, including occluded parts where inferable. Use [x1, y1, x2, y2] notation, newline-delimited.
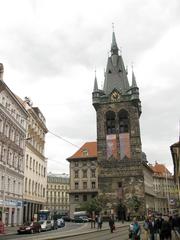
[160, 216, 172, 240]
[109, 216, 115, 233]
[148, 216, 158, 240]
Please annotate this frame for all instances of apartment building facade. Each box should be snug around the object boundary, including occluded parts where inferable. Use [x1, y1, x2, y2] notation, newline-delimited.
[45, 173, 69, 216]
[0, 63, 28, 226]
[67, 142, 98, 218]
[151, 162, 179, 215]
[23, 100, 48, 223]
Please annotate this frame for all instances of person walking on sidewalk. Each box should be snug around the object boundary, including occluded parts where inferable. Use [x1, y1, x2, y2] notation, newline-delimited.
[109, 216, 115, 233]
[143, 216, 150, 240]
[97, 215, 103, 230]
[130, 217, 141, 240]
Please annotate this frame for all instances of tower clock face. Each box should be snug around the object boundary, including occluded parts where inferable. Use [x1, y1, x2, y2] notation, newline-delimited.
[111, 91, 120, 101]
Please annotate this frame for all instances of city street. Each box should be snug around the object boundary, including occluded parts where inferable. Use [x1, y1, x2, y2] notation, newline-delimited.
[0, 222, 129, 240]
[56, 227, 129, 240]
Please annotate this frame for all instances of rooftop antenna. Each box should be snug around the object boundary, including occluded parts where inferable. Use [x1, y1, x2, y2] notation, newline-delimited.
[112, 22, 115, 32]
[131, 61, 134, 71]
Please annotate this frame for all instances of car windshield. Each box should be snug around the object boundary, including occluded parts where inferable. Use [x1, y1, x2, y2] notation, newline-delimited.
[39, 220, 45, 224]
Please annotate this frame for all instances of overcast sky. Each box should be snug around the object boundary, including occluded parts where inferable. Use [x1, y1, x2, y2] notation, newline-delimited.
[0, 0, 180, 174]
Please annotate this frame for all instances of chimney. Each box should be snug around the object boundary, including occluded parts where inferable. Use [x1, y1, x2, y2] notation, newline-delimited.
[0, 63, 4, 81]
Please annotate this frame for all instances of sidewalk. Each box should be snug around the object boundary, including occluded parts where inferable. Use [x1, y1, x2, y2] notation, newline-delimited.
[0, 225, 18, 235]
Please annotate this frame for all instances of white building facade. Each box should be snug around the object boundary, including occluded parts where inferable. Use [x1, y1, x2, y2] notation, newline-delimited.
[0, 63, 28, 226]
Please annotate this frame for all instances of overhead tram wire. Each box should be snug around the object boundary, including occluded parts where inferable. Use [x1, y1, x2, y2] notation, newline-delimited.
[48, 130, 80, 149]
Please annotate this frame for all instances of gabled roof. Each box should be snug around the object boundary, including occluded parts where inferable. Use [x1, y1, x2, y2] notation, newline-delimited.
[67, 142, 97, 160]
[150, 162, 171, 176]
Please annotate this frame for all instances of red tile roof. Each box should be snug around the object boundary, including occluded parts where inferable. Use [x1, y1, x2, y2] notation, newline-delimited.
[151, 163, 171, 176]
[67, 142, 97, 160]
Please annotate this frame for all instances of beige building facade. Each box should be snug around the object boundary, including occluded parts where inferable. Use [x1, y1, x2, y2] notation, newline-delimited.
[23, 100, 48, 223]
[151, 163, 179, 215]
[67, 142, 98, 218]
[0, 63, 28, 226]
[45, 173, 69, 216]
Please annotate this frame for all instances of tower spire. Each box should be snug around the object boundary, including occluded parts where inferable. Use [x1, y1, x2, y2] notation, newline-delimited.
[132, 70, 137, 88]
[111, 24, 119, 55]
[93, 70, 98, 92]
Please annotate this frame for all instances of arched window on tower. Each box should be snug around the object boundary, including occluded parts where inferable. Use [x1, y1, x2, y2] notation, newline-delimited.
[118, 110, 129, 133]
[106, 111, 116, 134]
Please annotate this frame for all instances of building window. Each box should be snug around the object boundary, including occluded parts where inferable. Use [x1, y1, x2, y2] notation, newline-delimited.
[74, 170, 79, 178]
[75, 194, 79, 201]
[83, 182, 87, 189]
[92, 182, 96, 189]
[118, 109, 129, 133]
[33, 159, 35, 172]
[0, 118, 3, 133]
[30, 157, 32, 169]
[82, 162, 87, 167]
[83, 194, 87, 201]
[91, 194, 96, 198]
[26, 154, 28, 168]
[91, 169, 96, 178]
[74, 161, 79, 167]
[83, 170, 87, 178]
[106, 111, 116, 134]
[75, 182, 79, 189]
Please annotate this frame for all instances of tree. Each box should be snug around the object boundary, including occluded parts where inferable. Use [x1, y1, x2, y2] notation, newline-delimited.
[80, 194, 110, 216]
[127, 196, 141, 215]
[80, 197, 102, 215]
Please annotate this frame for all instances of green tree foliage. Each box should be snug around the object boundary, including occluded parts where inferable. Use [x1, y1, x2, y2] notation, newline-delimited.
[80, 194, 109, 215]
[127, 196, 141, 213]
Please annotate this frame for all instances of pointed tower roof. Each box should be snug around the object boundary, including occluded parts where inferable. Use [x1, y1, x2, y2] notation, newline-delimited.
[132, 70, 138, 88]
[111, 32, 119, 55]
[103, 32, 130, 95]
[93, 71, 98, 92]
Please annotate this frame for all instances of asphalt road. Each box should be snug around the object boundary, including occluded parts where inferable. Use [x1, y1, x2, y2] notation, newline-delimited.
[55, 226, 129, 240]
[0, 222, 86, 240]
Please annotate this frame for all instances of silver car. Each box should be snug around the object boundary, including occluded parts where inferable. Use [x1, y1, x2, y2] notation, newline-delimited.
[39, 220, 52, 231]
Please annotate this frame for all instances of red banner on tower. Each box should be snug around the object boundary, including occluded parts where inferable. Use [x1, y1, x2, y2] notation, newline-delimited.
[119, 133, 131, 159]
[106, 134, 117, 159]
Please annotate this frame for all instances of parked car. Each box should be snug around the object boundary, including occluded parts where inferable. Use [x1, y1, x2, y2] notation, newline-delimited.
[51, 220, 58, 230]
[39, 220, 52, 231]
[79, 216, 89, 222]
[57, 218, 65, 228]
[74, 216, 84, 223]
[62, 216, 71, 222]
[17, 222, 41, 234]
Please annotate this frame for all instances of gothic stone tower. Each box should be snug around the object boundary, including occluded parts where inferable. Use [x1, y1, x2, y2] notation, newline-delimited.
[92, 32, 146, 216]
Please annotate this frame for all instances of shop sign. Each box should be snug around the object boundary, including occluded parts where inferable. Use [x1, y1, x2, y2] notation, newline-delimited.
[0, 200, 22, 207]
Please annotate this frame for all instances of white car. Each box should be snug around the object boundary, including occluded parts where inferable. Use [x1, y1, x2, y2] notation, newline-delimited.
[39, 220, 52, 231]
[57, 218, 65, 228]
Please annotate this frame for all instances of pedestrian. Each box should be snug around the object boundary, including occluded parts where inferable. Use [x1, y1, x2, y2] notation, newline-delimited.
[149, 216, 158, 240]
[143, 216, 150, 240]
[155, 215, 164, 240]
[109, 216, 115, 233]
[160, 216, 171, 240]
[130, 217, 141, 240]
[97, 215, 103, 230]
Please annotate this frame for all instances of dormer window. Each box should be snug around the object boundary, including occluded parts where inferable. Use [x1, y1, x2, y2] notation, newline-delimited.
[82, 149, 88, 156]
